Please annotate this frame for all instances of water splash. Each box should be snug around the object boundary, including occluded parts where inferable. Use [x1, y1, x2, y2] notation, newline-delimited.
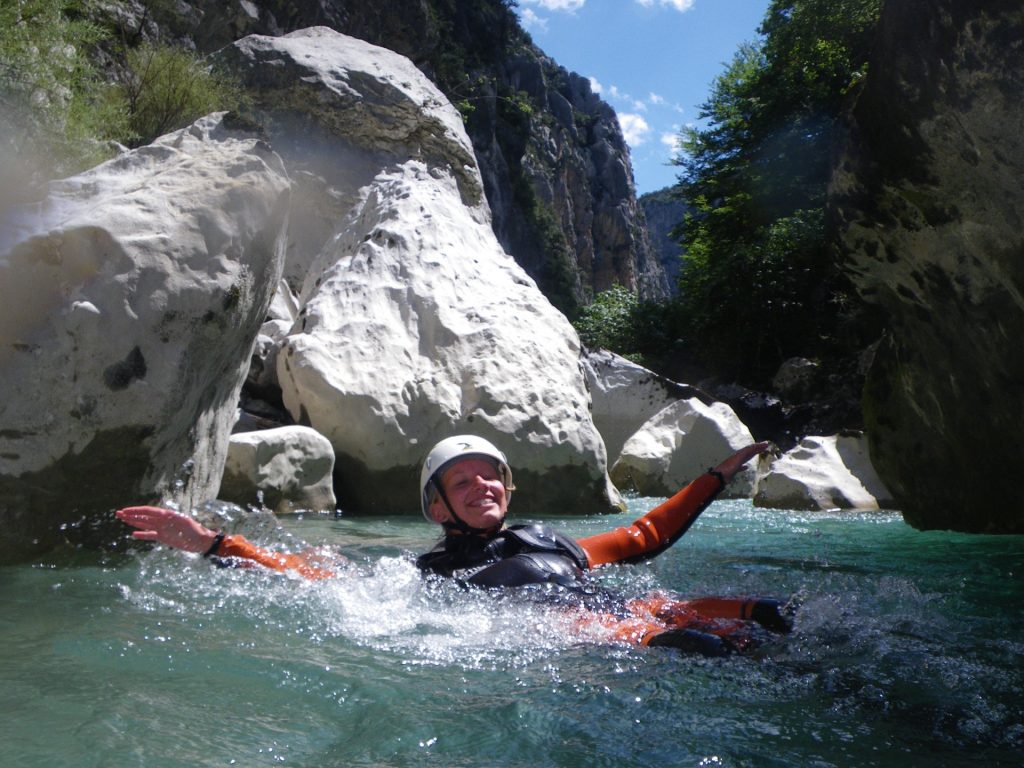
[121, 538, 586, 674]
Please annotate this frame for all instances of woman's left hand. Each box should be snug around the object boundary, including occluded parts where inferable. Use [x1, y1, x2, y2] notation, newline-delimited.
[713, 442, 772, 483]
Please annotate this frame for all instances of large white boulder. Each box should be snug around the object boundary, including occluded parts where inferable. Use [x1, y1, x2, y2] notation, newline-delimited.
[214, 27, 619, 515]
[581, 349, 709, 464]
[216, 27, 482, 292]
[0, 114, 291, 560]
[611, 398, 758, 498]
[754, 433, 896, 510]
[219, 426, 336, 514]
[278, 161, 619, 515]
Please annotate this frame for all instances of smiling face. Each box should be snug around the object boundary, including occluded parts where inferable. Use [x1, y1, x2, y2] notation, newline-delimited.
[427, 457, 509, 532]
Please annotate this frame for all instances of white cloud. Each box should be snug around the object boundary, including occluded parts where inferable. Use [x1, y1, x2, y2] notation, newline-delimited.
[660, 131, 684, 161]
[588, 76, 603, 94]
[633, 99, 647, 112]
[649, 92, 665, 105]
[608, 84, 622, 99]
[618, 113, 651, 146]
[519, 8, 548, 32]
[635, 0, 696, 11]
[521, 0, 587, 11]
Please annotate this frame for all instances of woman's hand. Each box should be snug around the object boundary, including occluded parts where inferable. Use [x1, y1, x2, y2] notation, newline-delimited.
[713, 442, 772, 483]
[116, 506, 219, 553]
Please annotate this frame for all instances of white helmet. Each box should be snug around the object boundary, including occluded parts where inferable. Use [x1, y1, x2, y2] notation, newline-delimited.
[420, 435, 514, 523]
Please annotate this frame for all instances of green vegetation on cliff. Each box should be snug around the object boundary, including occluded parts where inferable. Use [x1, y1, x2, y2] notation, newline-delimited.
[672, 0, 882, 382]
[1, 0, 240, 200]
[0, 0, 123, 185]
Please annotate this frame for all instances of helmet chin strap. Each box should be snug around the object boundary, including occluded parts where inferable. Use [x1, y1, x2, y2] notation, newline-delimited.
[430, 477, 500, 536]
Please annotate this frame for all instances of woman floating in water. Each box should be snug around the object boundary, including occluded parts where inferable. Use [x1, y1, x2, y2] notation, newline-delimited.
[118, 437, 792, 656]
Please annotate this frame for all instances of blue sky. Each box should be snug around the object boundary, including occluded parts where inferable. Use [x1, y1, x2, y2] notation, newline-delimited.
[515, 0, 772, 195]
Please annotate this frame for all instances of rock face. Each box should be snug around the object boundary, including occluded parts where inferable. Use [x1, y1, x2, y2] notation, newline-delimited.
[145, 0, 668, 313]
[221, 28, 621, 516]
[581, 349, 709, 465]
[611, 398, 757, 499]
[830, 1, 1024, 532]
[215, 26, 483, 290]
[219, 426, 336, 514]
[754, 434, 895, 511]
[0, 114, 291, 559]
[639, 189, 688, 293]
[467, 53, 669, 313]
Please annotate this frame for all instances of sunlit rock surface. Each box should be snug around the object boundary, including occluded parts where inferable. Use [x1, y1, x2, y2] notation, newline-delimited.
[220, 28, 620, 515]
[277, 160, 620, 515]
[754, 434, 895, 511]
[831, 1, 1024, 532]
[0, 114, 291, 559]
[219, 426, 336, 514]
[610, 398, 757, 499]
[581, 349, 709, 465]
[215, 26, 482, 291]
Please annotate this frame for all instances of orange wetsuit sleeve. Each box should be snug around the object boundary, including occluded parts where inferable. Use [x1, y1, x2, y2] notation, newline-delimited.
[577, 472, 724, 569]
[212, 534, 336, 581]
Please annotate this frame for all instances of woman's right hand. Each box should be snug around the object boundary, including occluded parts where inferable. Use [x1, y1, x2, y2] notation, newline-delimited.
[116, 506, 219, 553]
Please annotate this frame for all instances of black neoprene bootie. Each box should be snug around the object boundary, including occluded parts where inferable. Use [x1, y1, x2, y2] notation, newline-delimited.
[647, 628, 732, 657]
[749, 599, 794, 634]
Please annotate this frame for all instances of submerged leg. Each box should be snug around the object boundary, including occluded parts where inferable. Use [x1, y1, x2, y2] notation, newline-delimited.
[645, 628, 731, 657]
[666, 596, 794, 634]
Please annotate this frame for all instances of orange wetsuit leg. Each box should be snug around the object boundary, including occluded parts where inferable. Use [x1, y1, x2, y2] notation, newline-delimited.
[577, 473, 724, 568]
[635, 595, 792, 634]
[578, 605, 743, 656]
[622, 595, 766, 652]
[581, 611, 668, 646]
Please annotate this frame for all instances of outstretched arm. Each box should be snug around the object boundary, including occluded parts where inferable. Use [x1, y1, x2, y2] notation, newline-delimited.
[578, 442, 771, 568]
[116, 506, 336, 580]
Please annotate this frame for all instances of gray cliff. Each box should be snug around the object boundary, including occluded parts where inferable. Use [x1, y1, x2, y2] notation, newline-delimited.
[639, 189, 688, 294]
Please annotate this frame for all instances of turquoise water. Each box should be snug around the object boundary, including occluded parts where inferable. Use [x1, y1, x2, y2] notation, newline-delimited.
[1, 498, 1022, 767]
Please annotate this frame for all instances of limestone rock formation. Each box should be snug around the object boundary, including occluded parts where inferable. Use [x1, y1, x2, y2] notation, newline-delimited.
[469, 53, 669, 312]
[0, 114, 291, 560]
[219, 28, 621, 516]
[830, 0, 1024, 532]
[610, 398, 757, 499]
[219, 426, 336, 514]
[581, 349, 709, 465]
[771, 357, 820, 403]
[639, 188, 688, 293]
[140, 1, 667, 311]
[214, 26, 482, 290]
[754, 434, 895, 511]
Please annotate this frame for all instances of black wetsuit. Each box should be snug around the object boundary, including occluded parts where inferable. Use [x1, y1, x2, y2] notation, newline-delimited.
[415, 524, 589, 589]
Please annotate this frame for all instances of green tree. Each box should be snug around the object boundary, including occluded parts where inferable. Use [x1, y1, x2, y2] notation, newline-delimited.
[573, 285, 674, 368]
[0, 1, 243, 205]
[120, 43, 240, 147]
[672, 0, 882, 381]
[574, 285, 639, 352]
